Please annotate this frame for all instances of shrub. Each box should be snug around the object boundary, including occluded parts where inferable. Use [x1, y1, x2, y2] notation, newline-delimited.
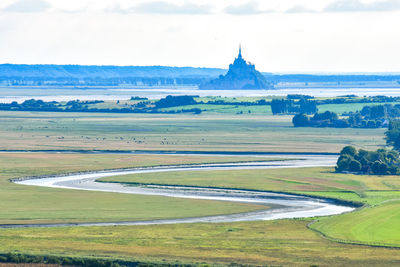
[292, 113, 309, 127]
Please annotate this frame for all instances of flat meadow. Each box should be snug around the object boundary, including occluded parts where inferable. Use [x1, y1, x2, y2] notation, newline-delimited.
[2, 164, 400, 266]
[0, 153, 269, 224]
[0, 110, 384, 152]
[0, 99, 399, 266]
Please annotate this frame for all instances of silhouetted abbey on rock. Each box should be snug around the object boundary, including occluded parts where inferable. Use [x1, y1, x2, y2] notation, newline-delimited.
[199, 46, 272, 90]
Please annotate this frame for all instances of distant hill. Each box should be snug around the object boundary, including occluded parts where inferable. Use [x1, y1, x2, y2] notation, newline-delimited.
[0, 64, 226, 87]
[0, 64, 225, 78]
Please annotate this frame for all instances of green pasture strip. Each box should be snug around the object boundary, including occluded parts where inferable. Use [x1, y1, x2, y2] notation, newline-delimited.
[100, 166, 400, 205]
[0, 110, 384, 152]
[318, 102, 400, 114]
[196, 96, 269, 103]
[1, 220, 400, 266]
[159, 104, 272, 114]
[310, 200, 400, 248]
[0, 153, 269, 224]
[99, 167, 369, 197]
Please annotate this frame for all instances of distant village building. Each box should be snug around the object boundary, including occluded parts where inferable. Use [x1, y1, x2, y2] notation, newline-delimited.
[199, 46, 273, 90]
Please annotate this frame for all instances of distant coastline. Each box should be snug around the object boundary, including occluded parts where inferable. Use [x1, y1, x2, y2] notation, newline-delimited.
[0, 63, 399, 88]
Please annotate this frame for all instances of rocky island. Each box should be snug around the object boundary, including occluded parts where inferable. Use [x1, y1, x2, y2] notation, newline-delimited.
[199, 46, 273, 90]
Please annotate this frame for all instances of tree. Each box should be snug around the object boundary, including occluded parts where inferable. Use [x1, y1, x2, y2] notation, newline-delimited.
[337, 146, 400, 175]
[313, 111, 338, 121]
[340, 146, 357, 157]
[371, 161, 388, 175]
[292, 113, 309, 127]
[335, 154, 352, 172]
[385, 120, 400, 151]
[154, 95, 197, 108]
[349, 160, 362, 172]
[370, 105, 386, 119]
[271, 99, 288, 114]
[299, 99, 318, 114]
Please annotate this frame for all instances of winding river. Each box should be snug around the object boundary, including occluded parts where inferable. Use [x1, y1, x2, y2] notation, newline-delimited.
[5, 154, 355, 228]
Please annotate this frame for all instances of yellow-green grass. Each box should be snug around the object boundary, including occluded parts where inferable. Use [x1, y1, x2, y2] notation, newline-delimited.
[100, 167, 400, 201]
[1, 220, 400, 266]
[100, 166, 400, 248]
[159, 104, 272, 114]
[2, 155, 400, 265]
[0, 110, 384, 153]
[100, 167, 367, 198]
[0, 153, 270, 224]
[101, 166, 400, 206]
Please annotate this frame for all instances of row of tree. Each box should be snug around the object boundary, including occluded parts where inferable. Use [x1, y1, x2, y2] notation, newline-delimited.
[292, 104, 400, 128]
[272, 95, 400, 116]
[154, 95, 197, 108]
[292, 111, 349, 127]
[335, 120, 400, 175]
[336, 146, 400, 175]
[271, 98, 317, 115]
[0, 96, 203, 114]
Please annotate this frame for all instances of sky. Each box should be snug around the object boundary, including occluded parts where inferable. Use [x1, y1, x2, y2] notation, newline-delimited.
[0, 0, 400, 73]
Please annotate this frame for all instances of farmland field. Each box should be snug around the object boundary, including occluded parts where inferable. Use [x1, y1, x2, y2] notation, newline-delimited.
[0, 110, 385, 152]
[0, 105, 398, 266]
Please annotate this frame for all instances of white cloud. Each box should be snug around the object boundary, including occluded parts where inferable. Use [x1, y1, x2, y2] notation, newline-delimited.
[3, 0, 51, 13]
[224, 1, 271, 15]
[131, 1, 212, 15]
[324, 0, 400, 12]
[285, 5, 316, 13]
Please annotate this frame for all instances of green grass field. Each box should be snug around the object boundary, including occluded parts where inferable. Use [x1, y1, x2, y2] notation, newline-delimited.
[0, 153, 271, 224]
[156, 100, 396, 115]
[318, 102, 399, 114]
[2, 220, 400, 266]
[0, 104, 398, 266]
[310, 200, 400, 247]
[100, 166, 400, 249]
[159, 103, 272, 114]
[1, 154, 400, 265]
[0, 110, 385, 153]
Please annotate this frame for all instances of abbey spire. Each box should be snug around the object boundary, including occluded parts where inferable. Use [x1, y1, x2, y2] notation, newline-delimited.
[238, 44, 242, 59]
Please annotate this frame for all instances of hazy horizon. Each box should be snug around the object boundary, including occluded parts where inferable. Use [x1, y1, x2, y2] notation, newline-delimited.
[3, 62, 400, 76]
[1, 0, 400, 73]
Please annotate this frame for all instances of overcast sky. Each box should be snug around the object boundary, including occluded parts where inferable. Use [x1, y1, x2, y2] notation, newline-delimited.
[0, 0, 399, 73]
